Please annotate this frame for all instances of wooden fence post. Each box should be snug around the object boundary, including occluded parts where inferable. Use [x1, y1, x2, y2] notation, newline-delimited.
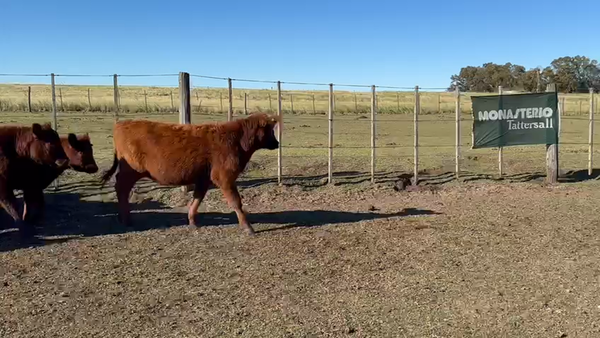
[589, 88, 595, 176]
[27, 86, 32, 112]
[113, 74, 119, 120]
[268, 93, 272, 112]
[546, 83, 558, 183]
[498, 86, 503, 177]
[179, 73, 191, 124]
[413, 85, 419, 186]
[227, 78, 233, 121]
[438, 93, 441, 114]
[244, 92, 248, 115]
[277, 81, 283, 184]
[88, 88, 92, 111]
[328, 84, 334, 184]
[371, 85, 377, 183]
[59, 88, 64, 112]
[51, 74, 57, 130]
[312, 94, 316, 114]
[220, 92, 224, 113]
[290, 94, 294, 113]
[179, 72, 191, 193]
[170, 90, 174, 112]
[455, 87, 461, 178]
[199, 94, 204, 111]
[144, 90, 149, 113]
[51, 73, 58, 190]
[558, 96, 563, 138]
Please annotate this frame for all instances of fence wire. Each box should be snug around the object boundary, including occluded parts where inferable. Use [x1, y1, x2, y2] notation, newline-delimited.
[0, 73, 598, 184]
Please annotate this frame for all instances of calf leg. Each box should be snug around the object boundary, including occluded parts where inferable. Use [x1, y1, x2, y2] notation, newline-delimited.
[0, 183, 33, 237]
[188, 180, 210, 227]
[114, 161, 142, 227]
[22, 189, 45, 224]
[0, 187, 20, 221]
[217, 180, 254, 235]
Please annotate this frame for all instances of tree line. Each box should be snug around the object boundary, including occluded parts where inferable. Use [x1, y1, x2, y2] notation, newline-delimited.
[448, 56, 600, 93]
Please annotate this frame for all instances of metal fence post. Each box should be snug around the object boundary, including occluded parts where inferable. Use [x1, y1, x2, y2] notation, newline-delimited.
[413, 85, 419, 186]
[370, 85, 376, 183]
[328, 84, 334, 184]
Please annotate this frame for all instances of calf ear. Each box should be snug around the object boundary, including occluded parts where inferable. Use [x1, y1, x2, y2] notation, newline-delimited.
[32, 123, 43, 139]
[270, 115, 282, 124]
[68, 133, 79, 149]
[240, 134, 253, 152]
[270, 115, 282, 131]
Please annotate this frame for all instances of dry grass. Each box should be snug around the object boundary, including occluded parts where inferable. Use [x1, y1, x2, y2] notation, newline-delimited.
[0, 107, 598, 179]
[0, 83, 597, 116]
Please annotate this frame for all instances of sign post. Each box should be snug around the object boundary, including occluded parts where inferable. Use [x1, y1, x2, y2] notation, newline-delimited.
[471, 89, 559, 181]
[545, 84, 558, 183]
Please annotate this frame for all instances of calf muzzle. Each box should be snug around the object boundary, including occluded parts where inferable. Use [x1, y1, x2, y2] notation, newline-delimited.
[71, 163, 99, 173]
[86, 164, 99, 173]
[265, 139, 279, 150]
[55, 159, 70, 169]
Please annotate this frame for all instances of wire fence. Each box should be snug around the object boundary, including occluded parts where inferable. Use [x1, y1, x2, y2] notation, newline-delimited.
[0, 73, 598, 186]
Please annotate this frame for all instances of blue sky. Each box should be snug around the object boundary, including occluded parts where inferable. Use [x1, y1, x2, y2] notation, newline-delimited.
[1, 0, 596, 90]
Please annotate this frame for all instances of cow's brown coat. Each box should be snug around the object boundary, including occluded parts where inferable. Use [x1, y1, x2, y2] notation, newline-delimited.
[101, 113, 281, 235]
[0, 123, 68, 236]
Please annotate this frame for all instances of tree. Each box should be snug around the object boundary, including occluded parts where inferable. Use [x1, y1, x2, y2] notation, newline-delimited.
[448, 56, 600, 93]
[522, 68, 541, 92]
[549, 56, 600, 92]
[540, 67, 555, 89]
[448, 62, 528, 92]
[551, 57, 579, 92]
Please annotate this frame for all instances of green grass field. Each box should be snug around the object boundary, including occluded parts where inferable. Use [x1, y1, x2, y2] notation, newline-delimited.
[0, 83, 598, 181]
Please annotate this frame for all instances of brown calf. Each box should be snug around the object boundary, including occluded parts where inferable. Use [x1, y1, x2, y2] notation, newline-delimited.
[101, 113, 281, 235]
[16, 134, 99, 224]
[0, 123, 68, 236]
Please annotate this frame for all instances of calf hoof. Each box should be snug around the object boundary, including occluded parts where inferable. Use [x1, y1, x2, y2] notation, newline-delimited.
[17, 222, 37, 239]
[243, 226, 255, 236]
[117, 220, 135, 231]
[118, 215, 132, 226]
[188, 216, 199, 228]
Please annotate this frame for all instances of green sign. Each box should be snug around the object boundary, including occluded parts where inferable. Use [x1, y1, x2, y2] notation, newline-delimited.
[471, 92, 559, 149]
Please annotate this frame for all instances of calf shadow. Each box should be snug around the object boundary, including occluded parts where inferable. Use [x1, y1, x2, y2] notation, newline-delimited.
[559, 169, 600, 183]
[0, 191, 440, 252]
[253, 208, 441, 233]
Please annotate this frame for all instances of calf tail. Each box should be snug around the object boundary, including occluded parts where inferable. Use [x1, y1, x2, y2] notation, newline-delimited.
[100, 152, 118, 185]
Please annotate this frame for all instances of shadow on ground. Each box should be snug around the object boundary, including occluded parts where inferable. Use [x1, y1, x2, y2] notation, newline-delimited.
[559, 169, 600, 183]
[42, 167, 598, 202]
[0, 189, 439, 252]
[46, 170, 551, 199]
[5, 165, 597, 252]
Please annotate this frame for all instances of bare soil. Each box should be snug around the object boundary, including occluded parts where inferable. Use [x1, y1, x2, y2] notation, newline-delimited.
[2, 174, 600, 337]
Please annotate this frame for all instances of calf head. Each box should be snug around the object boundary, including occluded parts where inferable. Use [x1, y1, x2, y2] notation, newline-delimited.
[62, 133, 99, 173]
[29, 123, 68, 166]
[241, 113, 282, 152]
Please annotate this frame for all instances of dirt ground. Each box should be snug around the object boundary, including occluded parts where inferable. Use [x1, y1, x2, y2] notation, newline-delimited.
[2, 171, 600, 337]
